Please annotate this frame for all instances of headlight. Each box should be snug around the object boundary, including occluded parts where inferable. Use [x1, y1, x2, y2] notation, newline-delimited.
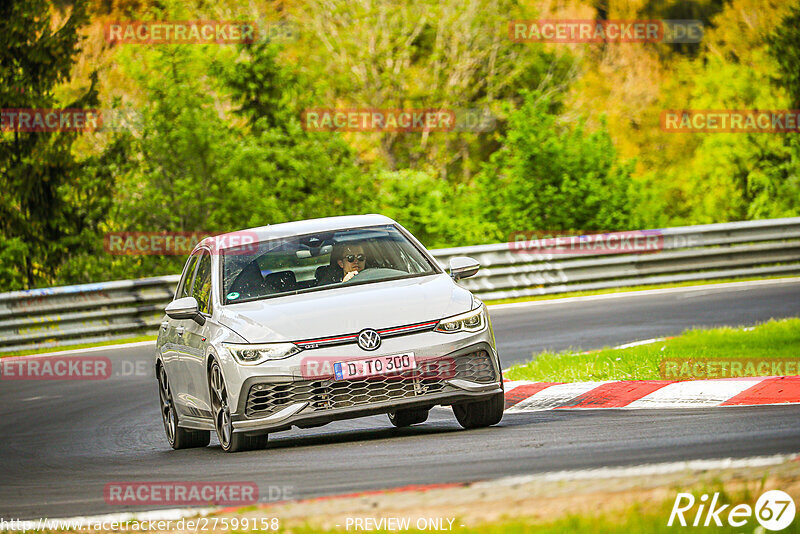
[435, 305, 486, 334]
[224, 343, 301, 365]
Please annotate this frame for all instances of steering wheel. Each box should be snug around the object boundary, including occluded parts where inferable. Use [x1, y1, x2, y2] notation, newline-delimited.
[342, 267, 404, 283]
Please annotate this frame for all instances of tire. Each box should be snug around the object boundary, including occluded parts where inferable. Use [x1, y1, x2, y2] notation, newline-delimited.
[157, 365, 210, 449]
[209, 360, 268, 453]
[453, 392, 505, 429]
[388, 407, 429, 427]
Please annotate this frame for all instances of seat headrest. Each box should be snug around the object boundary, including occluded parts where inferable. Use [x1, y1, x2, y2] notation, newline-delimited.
[263, 270, 297, 292]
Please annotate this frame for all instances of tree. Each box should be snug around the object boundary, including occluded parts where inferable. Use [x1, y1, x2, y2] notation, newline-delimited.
[476, 90, 634, 241]
[373, 169, 493, 248]
[77, 38, 376, 283]
[656, 0, 800, 223]
[758, 1, 800, 219]
[292, 0, 574, 181]
[215, 40, 373, 226]
[0, 0, 107, 290]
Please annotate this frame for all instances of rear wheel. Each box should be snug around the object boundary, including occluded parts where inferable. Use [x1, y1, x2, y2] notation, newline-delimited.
[453, 392, 504, 429]
[388, 407, 429, 427]
[157, 365, 210, 449]
[209, 361, 268, 452]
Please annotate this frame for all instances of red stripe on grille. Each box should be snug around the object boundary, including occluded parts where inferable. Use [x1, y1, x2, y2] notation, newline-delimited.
[301, 334, 357, 344]
[300, 320, 437, 346]
[379, 321, 438, 334]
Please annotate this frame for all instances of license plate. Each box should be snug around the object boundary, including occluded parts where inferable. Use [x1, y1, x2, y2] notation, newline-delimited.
[333, 353, 416, 380]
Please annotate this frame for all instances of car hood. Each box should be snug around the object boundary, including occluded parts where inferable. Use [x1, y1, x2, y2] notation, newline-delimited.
[216, 274, 473, 343]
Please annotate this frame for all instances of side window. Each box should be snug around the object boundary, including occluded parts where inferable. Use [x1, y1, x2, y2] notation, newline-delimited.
[177, 254, 199, 300]
[192, 251, 213, 314]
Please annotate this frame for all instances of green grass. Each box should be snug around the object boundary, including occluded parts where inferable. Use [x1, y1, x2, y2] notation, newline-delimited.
[484, 274, 800, 305]
[505, 318, 800, 382]
[0, 334, 157, 358]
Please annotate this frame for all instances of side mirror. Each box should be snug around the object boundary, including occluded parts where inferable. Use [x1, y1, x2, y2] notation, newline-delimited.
[449, 256, 480, 281]
[165, 297, 206, 325]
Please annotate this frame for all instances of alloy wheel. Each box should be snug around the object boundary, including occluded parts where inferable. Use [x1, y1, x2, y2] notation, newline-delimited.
[158, 366, 176, 445]
[210, 362, 232, 448]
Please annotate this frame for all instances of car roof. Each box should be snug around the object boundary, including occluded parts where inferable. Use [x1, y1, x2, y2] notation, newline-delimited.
[195, 214, 398, 253]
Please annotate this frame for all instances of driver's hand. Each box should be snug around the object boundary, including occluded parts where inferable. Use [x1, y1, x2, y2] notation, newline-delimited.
[343, 270, 359, 282]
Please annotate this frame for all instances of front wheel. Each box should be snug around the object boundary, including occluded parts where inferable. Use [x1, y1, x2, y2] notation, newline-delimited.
[209, 361, 268, 453]
[453, 392, 504, 429]
[157, 365, 210, 449]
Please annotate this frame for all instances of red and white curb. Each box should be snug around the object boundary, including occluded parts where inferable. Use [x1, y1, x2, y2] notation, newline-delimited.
[503, 376, 800, 412]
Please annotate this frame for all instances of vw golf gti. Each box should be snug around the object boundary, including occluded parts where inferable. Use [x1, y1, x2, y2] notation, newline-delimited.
[155, 214, 504, 452]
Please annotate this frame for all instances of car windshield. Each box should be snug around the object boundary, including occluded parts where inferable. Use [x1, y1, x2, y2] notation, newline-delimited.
[221, 224, 438, 304]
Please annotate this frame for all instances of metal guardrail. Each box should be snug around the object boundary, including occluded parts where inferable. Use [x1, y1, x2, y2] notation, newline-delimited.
[1, 217, 799, 353]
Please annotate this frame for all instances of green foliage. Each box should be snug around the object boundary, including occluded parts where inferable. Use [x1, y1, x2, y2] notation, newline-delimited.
[476, 91, 634, 241]
[291, 0, 574, 181]
[113, 44, 238, 233]
[217, 41, 303, 133]
[213, 41, 374, 226]
[55, 39, 375, 283]
[3, 0, 799, 292]
[677, 49, 799, 223]
[759, 2, 800, 219]
[373, 170, 494, 248]
[631, 0, 800, 226]
[0, 0, 111, 289]
[0, 237, 28, 290]
[768, 3, 800, 110]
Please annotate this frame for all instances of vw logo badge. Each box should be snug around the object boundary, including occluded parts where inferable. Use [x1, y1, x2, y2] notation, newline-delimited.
[357, 329, 381, 351]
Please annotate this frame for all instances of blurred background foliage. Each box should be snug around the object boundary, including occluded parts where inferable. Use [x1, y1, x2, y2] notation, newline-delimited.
[1, 0, 799, 290]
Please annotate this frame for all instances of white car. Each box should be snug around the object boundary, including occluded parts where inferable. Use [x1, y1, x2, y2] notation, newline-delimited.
[155, 215, 504, 452]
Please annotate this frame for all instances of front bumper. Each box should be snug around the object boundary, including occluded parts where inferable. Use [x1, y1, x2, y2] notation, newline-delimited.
[230, 342, 502, 433]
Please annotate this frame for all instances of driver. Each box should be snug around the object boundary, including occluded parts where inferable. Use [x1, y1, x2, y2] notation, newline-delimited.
[337, 243, 367, 282]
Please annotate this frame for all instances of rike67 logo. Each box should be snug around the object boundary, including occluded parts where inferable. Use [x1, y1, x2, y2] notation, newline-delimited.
[668, 490, 796, 531]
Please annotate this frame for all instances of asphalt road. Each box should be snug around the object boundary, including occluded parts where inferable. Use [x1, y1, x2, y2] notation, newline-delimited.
[1, 279, 799, 520]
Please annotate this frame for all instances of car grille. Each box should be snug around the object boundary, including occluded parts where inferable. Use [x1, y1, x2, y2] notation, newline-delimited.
[245, 351, 496, 418]
[453, 350, 495, 383]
